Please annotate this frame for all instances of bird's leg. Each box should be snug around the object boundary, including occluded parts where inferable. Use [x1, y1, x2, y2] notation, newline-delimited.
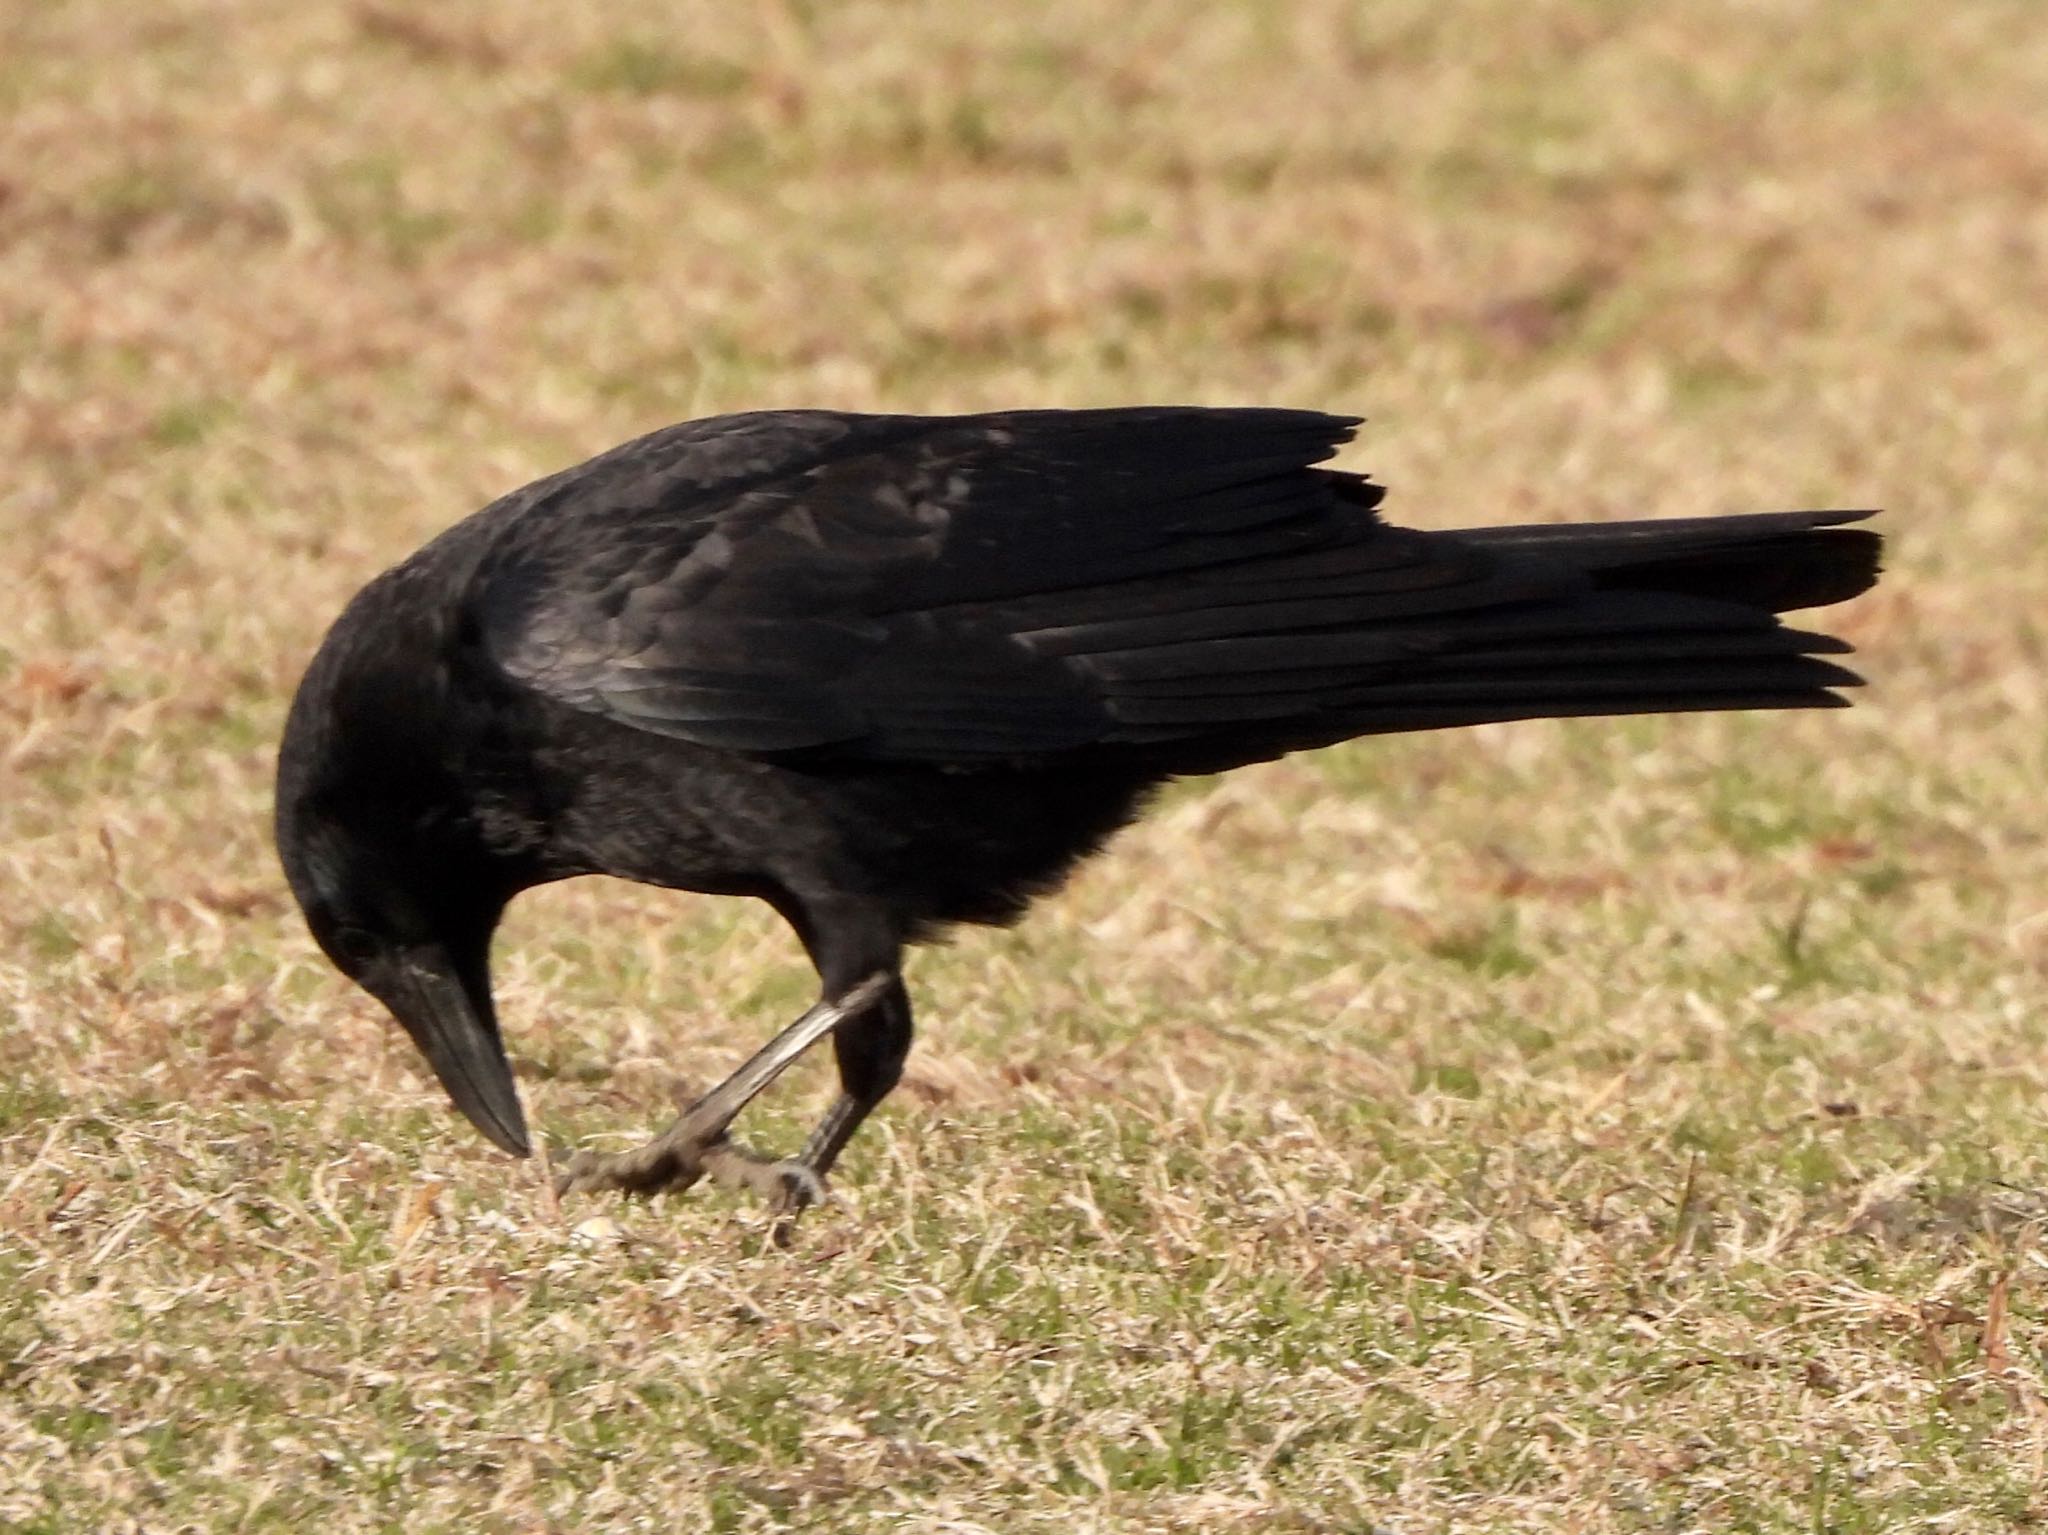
[554, 971, 892, 1199]
[690, 973, 914, 1220]
[769, 975, 915, 1215]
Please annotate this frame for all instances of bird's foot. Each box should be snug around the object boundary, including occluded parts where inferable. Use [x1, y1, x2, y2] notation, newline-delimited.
[550, 974, 889, 1217]
[554, 1131, 825, 1215]
[700, 1141, 828, 1215]
[554, 1131, 711, 1198]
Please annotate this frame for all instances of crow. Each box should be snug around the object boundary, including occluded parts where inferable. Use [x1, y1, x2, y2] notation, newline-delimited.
[275, 408, 1880, 1210]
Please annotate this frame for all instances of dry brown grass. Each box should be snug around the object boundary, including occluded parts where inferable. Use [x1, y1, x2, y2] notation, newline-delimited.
[4, 1, 2048, 1529]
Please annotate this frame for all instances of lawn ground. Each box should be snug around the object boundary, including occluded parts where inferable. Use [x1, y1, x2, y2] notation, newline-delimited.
[3, 2, 2047, 1529]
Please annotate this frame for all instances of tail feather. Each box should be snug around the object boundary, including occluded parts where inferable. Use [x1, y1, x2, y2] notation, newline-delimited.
[1135, 507, 1881, 772]
[1460, 508, 1882, 614]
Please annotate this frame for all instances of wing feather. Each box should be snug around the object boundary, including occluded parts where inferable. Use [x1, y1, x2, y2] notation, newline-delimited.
[472, 407, 1871, 766]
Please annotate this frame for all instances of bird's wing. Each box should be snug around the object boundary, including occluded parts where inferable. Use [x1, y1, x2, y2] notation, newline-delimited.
[474, 407, 1858, 762]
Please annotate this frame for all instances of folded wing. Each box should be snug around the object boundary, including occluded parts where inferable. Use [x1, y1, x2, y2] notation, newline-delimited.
[474, 408, 1880, 768]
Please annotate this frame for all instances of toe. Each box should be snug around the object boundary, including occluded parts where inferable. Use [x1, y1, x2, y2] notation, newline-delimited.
[554, 1150, 605, 1197]
[770, 1161, 827, 1214]
[697, 1145, 827, 1212]
[554, 1144, 701, 1198]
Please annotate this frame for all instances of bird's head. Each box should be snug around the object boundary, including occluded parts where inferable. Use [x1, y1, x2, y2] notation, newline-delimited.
[275, 615, 532, 1158]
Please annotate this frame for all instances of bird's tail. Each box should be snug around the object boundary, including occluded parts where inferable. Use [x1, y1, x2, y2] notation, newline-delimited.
[1152, 508, 1881, 771]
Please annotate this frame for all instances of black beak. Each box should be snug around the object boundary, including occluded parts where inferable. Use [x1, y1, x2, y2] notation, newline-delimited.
[387, 954, 530, 1157]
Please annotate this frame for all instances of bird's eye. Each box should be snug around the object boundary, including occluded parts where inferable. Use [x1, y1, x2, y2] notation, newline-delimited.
[331, 926, 380, 966]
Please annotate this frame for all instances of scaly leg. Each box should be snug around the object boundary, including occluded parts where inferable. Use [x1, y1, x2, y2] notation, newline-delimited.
[555, 971, 891, 1199]
[768, 974, 915, 1215]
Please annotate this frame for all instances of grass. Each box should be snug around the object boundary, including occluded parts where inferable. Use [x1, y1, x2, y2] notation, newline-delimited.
[2, 0, 2045, 1528]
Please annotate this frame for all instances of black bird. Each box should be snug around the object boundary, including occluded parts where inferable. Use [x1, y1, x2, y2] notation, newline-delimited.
[275, 408, 1880, 1208]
